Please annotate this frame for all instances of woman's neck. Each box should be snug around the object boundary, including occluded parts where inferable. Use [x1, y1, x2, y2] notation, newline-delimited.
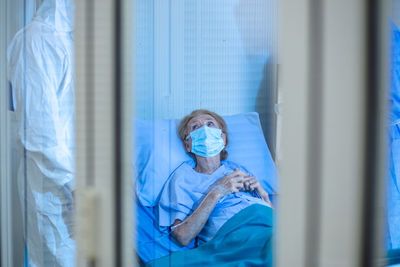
[194, 155, 221, 174]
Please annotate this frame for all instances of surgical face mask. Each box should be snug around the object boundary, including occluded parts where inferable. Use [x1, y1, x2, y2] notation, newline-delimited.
[186, 125, 225, 158]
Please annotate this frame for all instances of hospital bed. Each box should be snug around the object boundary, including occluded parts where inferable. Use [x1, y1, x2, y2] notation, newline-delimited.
[133, 112, 279, 263]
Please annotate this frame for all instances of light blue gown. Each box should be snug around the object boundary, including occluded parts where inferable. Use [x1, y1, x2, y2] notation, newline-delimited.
[157, 161, 271, 244]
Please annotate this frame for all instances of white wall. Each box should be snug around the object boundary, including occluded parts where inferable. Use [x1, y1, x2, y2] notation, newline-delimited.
[135, 0, 279, 156]
[394, 0, 400, 27]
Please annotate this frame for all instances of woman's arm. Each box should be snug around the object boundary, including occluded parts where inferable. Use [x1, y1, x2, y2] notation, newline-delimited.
[172, 171, 244, 246]
[171, 189, 221, 246]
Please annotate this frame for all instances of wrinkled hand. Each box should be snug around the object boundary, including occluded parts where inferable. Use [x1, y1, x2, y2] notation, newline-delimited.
[211, 169, 245, 197]
[234, 169, 272, 206]
[242, 176, 270, 201]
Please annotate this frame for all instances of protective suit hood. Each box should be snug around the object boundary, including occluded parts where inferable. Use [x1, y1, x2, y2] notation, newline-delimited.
[35, 0, 74, 32]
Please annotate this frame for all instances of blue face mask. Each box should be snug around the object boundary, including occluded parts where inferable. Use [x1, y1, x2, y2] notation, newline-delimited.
[186, 125, 225, 158]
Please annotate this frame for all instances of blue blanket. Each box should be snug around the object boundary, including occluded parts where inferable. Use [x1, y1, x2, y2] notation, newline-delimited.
[146, 204, 274, 267]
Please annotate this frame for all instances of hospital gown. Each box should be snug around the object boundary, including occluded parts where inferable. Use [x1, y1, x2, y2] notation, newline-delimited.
[157, 161, 271, 244]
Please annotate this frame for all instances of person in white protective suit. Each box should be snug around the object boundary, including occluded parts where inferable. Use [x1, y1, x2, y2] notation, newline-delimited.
[7, 0, 75, 266]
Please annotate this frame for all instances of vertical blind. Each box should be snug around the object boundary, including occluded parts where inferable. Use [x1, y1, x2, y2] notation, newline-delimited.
[135, 0, 278, 154]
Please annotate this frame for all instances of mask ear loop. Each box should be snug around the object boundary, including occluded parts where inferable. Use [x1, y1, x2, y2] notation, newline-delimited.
[185, 128, 192, 140]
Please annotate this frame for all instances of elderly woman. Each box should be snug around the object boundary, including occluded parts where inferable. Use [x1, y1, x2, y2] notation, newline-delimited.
[157, 109, 273, 248]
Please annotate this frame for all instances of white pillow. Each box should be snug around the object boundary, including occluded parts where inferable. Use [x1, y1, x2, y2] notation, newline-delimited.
[134, 112, 279, 207]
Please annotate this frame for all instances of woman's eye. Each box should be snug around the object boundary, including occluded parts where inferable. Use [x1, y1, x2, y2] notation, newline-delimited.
[207, 121, 214, 126]
[192, 125, 198, 130]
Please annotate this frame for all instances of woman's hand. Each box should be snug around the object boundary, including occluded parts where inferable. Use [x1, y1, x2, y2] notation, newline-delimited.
[234, 169, 274, 208]
[242, 176, 268, 199]
[211, 169, 245, 198]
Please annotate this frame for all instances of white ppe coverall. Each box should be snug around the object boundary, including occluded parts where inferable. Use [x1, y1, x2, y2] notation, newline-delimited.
[8, 0, 75, 266]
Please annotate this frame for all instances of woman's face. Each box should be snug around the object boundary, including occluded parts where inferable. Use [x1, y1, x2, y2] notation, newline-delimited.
[184, 114, 226, 153]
